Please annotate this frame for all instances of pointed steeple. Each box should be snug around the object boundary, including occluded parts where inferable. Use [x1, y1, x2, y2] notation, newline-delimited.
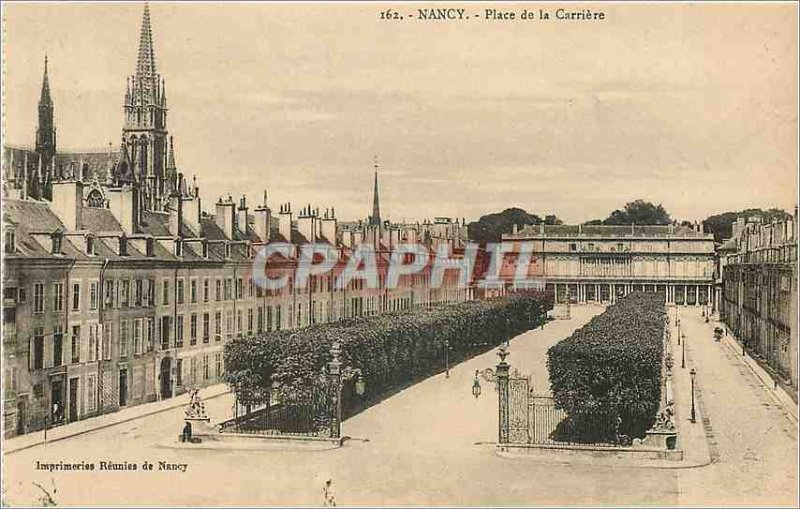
[136, 2, 157, 84]
[39, 54, 52, 107]
[370, 156, 382, 227]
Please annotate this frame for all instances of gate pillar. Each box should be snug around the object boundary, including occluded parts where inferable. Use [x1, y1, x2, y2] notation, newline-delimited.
[496, 345, 510, 444]
[328, 342, 343, 439]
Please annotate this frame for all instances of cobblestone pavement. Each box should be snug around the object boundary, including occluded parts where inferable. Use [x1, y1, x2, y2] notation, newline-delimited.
[3, 305, 796, 507]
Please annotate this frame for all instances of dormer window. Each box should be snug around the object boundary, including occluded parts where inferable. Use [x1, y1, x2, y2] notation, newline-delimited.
[86, 235, 95, 256]
[225, 243, 231, 259]
[174, 240, 183, 257]
[3, 227, 16, 254]
[51, 232, 63, 255]
[146, 238, 154, 257]
[202, 241, 209, 259]
[119, 236, 128, 256]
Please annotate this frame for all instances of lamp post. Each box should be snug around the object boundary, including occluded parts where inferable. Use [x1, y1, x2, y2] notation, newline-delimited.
[471, 341, 511, 444]
[690, 368, 697, 423]
[444, 339, 450, 379]
[327, 341, 365, 440]
[677, 319, 681, 345]
[681, 334, 686, 369]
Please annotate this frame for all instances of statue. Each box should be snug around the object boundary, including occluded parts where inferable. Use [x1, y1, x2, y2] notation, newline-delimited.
[184, 388, 208, 420]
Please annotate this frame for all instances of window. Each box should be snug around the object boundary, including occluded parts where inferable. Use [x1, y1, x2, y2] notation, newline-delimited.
[247, 308, 254, 335]
[236, 278, 243, 299]
[120, 321, 129, 357]
[237, 310, 243, 336]
[51, 233, 62, 254]
[33, 327, 44, 369]
[146, 318, 155, 351]
[203, 279, 210, 303]
[190, 279, 197, 304]
[225, 310, 233, 340]
[215, 353, 223, 378]
[72, 283, 81, 311]
[102, 324, 111, 360]
[162, 280, 170, 305]
[33, 283, 45, 314]
[3, 228, 15, 254]
[224, 279, 232, 300]
[135, 279, 143, 307]
[202, 354, 209, 380]
[105, 279, 114, 308]
[190, 313, 198, 346]
[569, 243, 577, 252]
[248, 279, 254, 298]
[176, 359, 183, 387]
[257, 306, 264, 333]
[176, 315, 184, 348]
[177, 280, 185, 305]
[90, 282, 99, 310]
[53, 326, 63, 367]
[215, 311, 222, 342]
[121, 280, 130, 308]
[88, 324, 98, 362]
[134, 319, 142, 355]
[190, 357, 197, 384]
[86, 375, 97, 413]
[617, 243, 624, 251]
[53, 283, 64, 312]
[147, 279, 155, 306]
[215, 279, 222, 301]
[71, 325, 81, 363]
[203, 313, 210, 343]
[86, 236, 95, 255]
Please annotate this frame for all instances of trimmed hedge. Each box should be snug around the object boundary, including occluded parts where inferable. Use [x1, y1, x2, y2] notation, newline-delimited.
[224, 294, 552, 406]
[547, 292, 666, 442]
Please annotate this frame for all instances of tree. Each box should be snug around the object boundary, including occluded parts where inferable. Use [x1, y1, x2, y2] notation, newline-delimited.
[585, 200, 671, 226]
[467, 208, 562, 243]
[703, 207, 791, 242]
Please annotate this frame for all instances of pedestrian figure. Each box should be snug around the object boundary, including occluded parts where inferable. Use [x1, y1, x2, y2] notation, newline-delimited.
[182, 421, 192, 443]
[323, 479, 336, 507]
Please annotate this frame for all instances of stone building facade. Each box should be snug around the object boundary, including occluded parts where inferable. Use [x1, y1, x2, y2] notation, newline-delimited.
[721, 212, 798, 391]
[1, 4, 471, 438]
[502, 223, 716, 305]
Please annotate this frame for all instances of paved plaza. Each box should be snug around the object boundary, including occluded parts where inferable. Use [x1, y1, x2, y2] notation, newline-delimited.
[2, 306, 797, 507]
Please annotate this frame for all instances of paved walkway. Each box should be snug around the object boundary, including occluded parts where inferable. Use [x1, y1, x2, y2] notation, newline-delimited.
[4, 384, 230, 454]
[674, 306, 798, 507]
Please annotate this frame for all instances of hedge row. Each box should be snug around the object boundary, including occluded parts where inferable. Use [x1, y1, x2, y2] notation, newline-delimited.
[224, 294, 553, 406]
[547, 292, 666, 442]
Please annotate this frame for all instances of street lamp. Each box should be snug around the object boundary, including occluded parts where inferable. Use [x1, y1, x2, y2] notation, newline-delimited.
[677, 319, 681, 345]
[471, 341, 509, 399]
[690, 368, 697, 423]
[444, 339, 450, 379]
[681, 334, 686, 369]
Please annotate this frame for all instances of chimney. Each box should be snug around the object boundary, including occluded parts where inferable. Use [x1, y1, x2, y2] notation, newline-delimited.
[50, 179, 84, 231]
[254, 190, 271, 242]
[278, 203, 293, 241]
[297, 205, 316, 242]
[237, 195, 249, 234]
[215, 196, 236, 239]
[320, 207, 337, 243]
[168, 190, 183, 237]
[107, 183, 139, 235]
[183, 193, 201, 236]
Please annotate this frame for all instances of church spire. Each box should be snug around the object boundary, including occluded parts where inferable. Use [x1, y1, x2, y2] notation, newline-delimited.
[39, 54, 52, 107]
[370, 156, 382, 227]
[136, 2, 157, 83]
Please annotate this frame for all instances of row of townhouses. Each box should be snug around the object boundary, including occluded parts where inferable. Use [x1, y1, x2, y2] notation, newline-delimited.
[720, 212, 798, 391]
[1, 4, 470, 438]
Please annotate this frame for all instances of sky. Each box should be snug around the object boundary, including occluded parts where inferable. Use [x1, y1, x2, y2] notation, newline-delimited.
[2, 2, 798, 224]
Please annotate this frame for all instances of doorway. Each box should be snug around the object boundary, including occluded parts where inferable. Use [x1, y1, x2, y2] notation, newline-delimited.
[51, 378, 64, 424]
[160, 358, 172, 399]
[119, 369, 128, 407]
[68, 377, 79, 422]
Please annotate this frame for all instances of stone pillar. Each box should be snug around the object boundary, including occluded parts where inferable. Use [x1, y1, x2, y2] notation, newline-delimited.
[328, 342, 343, 439]
[695, 286, 700, 306]
[496, 348, 510, 445]
[684, 286, 688, 306]
[595, 284, 600, 302]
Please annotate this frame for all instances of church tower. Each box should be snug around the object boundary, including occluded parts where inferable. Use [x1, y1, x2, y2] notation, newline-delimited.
[121, 2, 170, 211]
[369, 157, 382, 227]
[35, 54, 56, 196]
